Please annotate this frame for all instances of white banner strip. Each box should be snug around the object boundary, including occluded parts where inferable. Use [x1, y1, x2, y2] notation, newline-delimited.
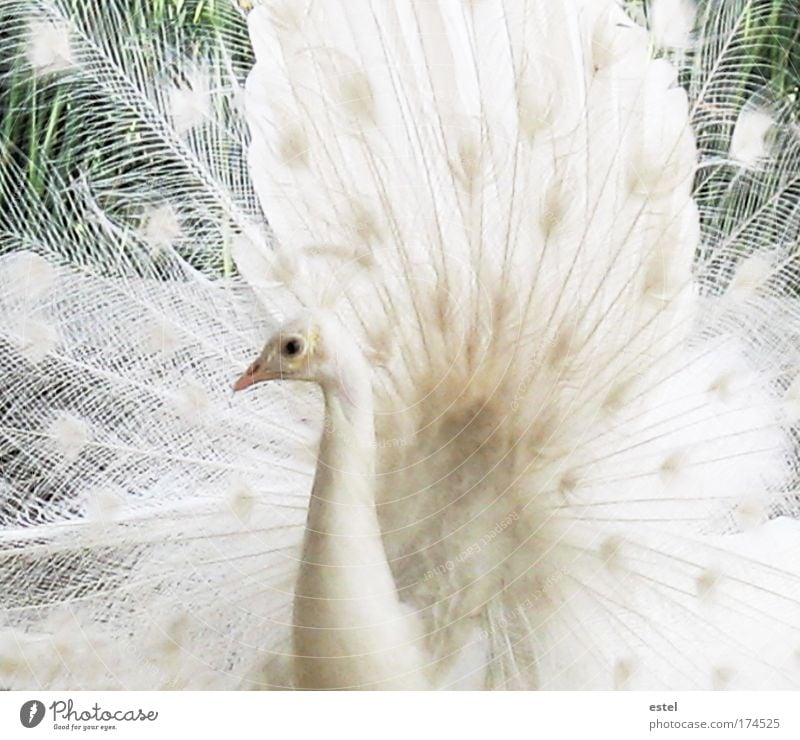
[1, 691, 797, 739]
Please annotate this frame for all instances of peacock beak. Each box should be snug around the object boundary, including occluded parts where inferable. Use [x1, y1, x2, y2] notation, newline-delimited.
[233, 359, 279, 392]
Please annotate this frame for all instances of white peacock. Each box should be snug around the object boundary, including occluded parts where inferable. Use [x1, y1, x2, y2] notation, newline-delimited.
[0, 0, 799, 690]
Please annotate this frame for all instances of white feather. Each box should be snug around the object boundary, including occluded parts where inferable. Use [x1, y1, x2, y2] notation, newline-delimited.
[650, 0, 697, 49]
[170, 67, 213, 135]
[0, 252, 55, 303]
[141, 204, 183, 257]
[7, 315, 59, 363]
[731, 108, 775, 168]
[26, 20, 73, 75]
[47, 413, 90, 463]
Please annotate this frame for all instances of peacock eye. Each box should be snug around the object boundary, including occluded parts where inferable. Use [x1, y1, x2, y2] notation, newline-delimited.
[282, 337, 304, 358]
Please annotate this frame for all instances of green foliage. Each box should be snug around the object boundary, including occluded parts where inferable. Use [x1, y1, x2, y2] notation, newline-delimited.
[0, 0, 253, 273]
[1, 0, 798, 273]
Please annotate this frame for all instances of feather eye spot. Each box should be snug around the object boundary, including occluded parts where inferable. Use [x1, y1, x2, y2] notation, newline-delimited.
[228, 479, 258, 523]
[349, 200, 381, 245]
[558, 470, 580, 496]
[169, 69, 212, 134]
[613, 657, 637, 689]
[539, 175, 570, 237]
[84, 488, 123, 525]
[602, 380, 634, 414]
[546, 327, 576, 369]
[730, 108, 774, 168]
[658, 450, 687, 484]
[729, 255, 771, 299]
[711, 665, 735, 690]
[598, 535, 625, 572]
[142, 204, 182, 256]
[515, 57, 565, 139]
[12, 316, 59, 364]
[707, 371, 736, 403]
[733, 498, 766, 531]
[160, 615, 191, 656]
[695, 567, 720, 600]
[517, 82, 556, 138]
[174, 381, 211, 425]
[339, 70, 376, 124]
[642, 252, 682, 303]
[1, 252, 55, 303]
[277, 124, 310, 168]
[27, 21, 74, 75]
[47, 414, 90, 463]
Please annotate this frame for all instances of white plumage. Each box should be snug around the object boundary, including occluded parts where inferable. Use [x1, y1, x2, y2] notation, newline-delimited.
[1, 0, 800, 690]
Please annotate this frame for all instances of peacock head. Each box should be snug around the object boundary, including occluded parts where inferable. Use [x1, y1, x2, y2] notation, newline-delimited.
[233, 311, 372, 395]
[233, 315, 325, 392]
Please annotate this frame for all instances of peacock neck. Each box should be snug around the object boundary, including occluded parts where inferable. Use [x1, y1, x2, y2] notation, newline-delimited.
[314, 364, 376, 502]
[293, 361, 429, 689]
